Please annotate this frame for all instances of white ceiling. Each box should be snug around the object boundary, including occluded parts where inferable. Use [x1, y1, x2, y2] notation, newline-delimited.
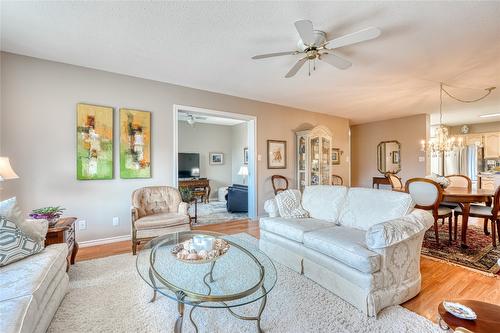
[1, 1, 499, 125]
[178, 111, 245, 126]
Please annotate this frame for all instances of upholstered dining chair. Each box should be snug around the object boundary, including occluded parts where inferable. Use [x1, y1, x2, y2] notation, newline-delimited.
[441, 175, 472, 209]
[271, 175, 289, 195]
[386, 172, 403, 191]
[131, 186, 191, 255]
[331, 174, 343, 186]
[454, 185, 500, 247]
[405, 178, 454, 244]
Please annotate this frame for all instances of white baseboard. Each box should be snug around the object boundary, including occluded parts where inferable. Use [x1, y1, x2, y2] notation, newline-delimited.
[79, 234, 131, 248]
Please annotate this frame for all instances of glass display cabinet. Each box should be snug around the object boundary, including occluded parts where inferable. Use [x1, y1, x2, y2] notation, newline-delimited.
[296, 125, 333, 191]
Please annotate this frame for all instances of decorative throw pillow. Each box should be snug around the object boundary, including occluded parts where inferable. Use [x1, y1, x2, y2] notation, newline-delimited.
[275, 189, 309, 218]
[0, 197, 48, 242]
[0, 216, 44, 266]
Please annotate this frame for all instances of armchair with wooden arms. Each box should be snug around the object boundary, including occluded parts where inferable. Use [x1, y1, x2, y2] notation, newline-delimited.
[131, 186, 191, 255]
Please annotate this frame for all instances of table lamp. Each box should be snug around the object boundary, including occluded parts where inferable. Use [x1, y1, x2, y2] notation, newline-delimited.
[238, 165, 248, 185]
[0, 157, 19, 181]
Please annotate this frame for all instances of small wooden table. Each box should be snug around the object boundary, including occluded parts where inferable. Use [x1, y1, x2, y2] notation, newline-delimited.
[372, 176, 390, 189]
[179, 178, 211, 203]
[442, 187, 494, 248]
[45, 217, 78, 271]
[438, 300, 500, 333]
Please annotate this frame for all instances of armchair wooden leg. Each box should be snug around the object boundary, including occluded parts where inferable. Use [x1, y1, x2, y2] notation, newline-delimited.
[448, 215, 452, 243]
[484, 218, 490, 236]
[492, 219, 497, 248]
[132, 229, 137, 255]
[434, 219, 440, 245]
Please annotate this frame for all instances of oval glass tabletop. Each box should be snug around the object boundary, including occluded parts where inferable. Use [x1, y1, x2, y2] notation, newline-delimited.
[136, 231, 277, 309]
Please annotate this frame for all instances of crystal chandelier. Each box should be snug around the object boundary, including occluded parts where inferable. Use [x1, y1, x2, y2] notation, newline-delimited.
[422, 83, 495, 155]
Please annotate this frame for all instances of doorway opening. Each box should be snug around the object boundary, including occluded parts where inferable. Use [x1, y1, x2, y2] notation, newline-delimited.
[172, 105, 257, 225]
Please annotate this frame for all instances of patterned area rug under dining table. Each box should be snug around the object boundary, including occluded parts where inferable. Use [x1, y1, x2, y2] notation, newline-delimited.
[421, 221, 500, 275]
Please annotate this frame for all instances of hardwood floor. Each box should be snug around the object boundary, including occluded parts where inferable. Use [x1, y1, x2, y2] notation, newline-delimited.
[76, 219, 500, 323]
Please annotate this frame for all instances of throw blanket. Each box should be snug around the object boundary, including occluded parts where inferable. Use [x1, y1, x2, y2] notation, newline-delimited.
[275, 189, 309, 218]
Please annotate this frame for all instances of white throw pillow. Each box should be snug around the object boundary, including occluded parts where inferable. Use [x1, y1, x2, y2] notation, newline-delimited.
[275, 189, 309, 218]
[0, 197, 48, 242]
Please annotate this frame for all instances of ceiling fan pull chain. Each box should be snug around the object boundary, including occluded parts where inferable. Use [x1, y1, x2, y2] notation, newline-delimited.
[313, 58, 316, 71]
[308, 60, 311, 76]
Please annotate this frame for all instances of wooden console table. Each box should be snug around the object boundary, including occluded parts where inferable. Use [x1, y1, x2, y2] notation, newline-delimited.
[45, 217, 78, 271]
[372, 176, 390, 189]
[179, 178, 211, 203]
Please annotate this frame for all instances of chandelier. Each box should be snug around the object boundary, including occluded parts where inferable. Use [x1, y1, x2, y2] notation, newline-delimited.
[422, 82, 496, 155]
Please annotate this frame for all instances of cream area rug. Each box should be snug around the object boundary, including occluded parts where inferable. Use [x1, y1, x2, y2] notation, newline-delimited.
[48, 234, 440, 333]
[190, 201, 248, 225]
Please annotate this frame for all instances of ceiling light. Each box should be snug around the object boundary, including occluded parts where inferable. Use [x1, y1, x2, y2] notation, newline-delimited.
[187, 114, 195, 126]
[479, 113, 500, 118]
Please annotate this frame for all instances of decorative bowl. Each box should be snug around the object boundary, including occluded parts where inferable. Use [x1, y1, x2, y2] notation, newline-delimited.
[443, 301, 477, 320]
[171, 237, 230, 264]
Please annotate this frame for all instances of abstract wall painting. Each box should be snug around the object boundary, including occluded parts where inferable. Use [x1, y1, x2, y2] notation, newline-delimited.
[120, 108, 151, 178]
[76, 103, 114, 180]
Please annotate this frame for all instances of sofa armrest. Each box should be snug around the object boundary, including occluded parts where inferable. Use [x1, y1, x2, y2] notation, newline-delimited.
[365, 209, 433, 249]
[178, 202, 188, 216]
[131, 206, 139, 223]
[264, 198, 279, 217]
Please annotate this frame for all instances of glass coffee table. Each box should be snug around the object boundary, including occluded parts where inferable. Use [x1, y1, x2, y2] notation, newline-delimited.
[136, 231, 277, 333]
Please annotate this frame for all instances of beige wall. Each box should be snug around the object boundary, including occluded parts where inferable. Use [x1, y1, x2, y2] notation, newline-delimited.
[178, 121, 234, 199]
[351, 114, 429, 188]
[0, 52, 350, 242]
[231, 122, 248, 185]
[449, 121, 500, 135]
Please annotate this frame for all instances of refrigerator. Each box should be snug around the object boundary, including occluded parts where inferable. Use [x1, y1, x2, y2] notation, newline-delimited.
[441, 145, 483, 181]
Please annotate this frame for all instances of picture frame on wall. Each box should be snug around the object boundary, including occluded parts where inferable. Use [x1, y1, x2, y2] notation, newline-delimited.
[76, 103, 114, 180]
[267, 140, 286, 169]
[209, 152, 224, 165]
[243, 147, 249, 164]
[331, 148, 341, 165]
[119, 108, 152, 179]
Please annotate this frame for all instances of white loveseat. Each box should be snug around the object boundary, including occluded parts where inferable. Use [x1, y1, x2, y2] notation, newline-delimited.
[259, 185, 433, 316]
[0, 244, 69, 333]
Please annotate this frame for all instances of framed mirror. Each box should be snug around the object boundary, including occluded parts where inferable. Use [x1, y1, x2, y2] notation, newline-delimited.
[377, 141, 401, 174]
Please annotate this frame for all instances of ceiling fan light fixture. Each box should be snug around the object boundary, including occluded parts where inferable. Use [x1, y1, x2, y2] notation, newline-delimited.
[187, 114, 195, 126]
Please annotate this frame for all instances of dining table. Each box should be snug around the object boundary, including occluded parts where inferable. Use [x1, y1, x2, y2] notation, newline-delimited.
[440, 187, 494, 248]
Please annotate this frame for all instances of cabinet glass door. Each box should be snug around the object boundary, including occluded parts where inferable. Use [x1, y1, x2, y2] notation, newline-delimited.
[321, 138, 331, 185]
[310, 137, 320, 185]
[298, 136, 306, 171]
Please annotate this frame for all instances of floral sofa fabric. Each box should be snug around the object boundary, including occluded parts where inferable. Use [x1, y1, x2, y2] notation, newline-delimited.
[259, 185, 433, 316]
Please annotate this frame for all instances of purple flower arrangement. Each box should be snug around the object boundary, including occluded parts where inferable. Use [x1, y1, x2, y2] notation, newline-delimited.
[29, 206, 65, 225]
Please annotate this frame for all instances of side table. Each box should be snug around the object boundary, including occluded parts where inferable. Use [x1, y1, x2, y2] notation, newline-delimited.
[45, 217, 78, 271]
[438, 300, 500, 333]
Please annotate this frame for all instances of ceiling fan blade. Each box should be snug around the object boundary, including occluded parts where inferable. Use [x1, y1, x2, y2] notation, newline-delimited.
[294, 20, 315, 46]
[252, 51, 298, 59]
[326, 27, 381, 49]
[285, 57, 308, 78]
[319, 53, 352, 70]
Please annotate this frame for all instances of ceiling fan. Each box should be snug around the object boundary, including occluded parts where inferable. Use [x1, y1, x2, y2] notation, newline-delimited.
[252, 20, 381, 78]
[180, 112, 207, 126]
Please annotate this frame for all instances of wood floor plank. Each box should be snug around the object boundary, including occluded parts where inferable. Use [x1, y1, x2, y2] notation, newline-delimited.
[76, 219, 500, 323]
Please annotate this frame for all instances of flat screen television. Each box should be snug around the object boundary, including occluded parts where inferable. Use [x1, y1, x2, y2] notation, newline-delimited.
[178, 153, 200, 178]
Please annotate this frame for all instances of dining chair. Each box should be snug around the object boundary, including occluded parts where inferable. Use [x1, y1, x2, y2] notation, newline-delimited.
[331, 174, 343, 186]
[271, 175, 289, 195]
[454, 185, 500, 247]
[441, 175, 472, 209]
[386, 172, 403, 191]
[405, 178, 454, 244]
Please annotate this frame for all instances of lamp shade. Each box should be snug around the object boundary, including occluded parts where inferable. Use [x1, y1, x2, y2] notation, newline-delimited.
[238, 165, 249, 176]
[0, 157, 19, 181]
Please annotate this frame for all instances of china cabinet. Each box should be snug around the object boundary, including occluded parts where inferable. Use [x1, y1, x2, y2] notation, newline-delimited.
[296, 125, 333, 191]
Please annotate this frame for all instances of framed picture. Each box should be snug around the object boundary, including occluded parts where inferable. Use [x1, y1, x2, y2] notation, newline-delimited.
[392, 151, 400, 164]
[243, 147, 249, 164]
[210, 152, 224, 165]
[331, 148, 340, 165]
[76, 103, 114, 180]
[267, 140, 286, 169]
[119, 108, 151, 178]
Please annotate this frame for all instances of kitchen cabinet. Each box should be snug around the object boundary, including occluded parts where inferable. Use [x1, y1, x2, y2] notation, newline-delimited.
[484, 133, 500, 158]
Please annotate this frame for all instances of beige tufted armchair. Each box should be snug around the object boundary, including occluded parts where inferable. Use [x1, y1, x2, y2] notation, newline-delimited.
[131, 186, 190, 255]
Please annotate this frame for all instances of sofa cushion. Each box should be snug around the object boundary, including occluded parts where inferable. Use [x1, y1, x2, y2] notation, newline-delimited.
[302, 185, 348, 222]
[303, 226, 381, 273]
[259, 217, 332, 243]
[0, 294, 37, 333]
[0, 243, 68, 305]
[339, 188, 415, 231]
[134, 212, 189, 230]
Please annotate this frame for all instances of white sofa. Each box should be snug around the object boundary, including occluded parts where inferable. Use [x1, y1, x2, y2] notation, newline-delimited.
[259, 185, 433, 316]
[0, 244, 69, 333]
